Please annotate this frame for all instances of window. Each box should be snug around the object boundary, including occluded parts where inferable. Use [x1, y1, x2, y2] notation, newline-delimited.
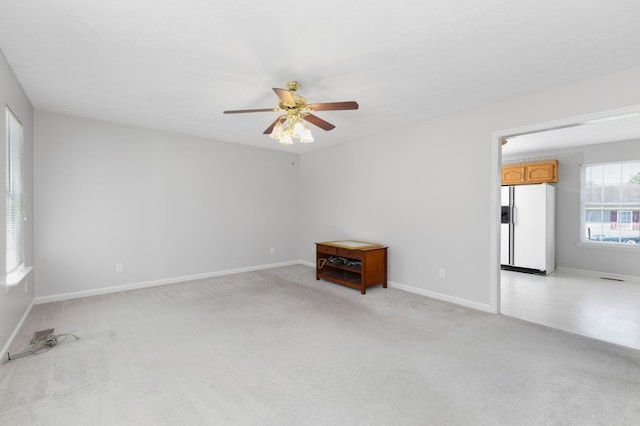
[6, 107, 24, 274]
[582, 160, 640, 245]
[618, 210, 633, 231]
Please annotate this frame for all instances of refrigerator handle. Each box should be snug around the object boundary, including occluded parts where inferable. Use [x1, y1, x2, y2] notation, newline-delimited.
[512, 206, 517, 225]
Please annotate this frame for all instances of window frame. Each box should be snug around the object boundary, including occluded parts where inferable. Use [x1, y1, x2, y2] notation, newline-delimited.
[580, 160, 640, 248]
[618, 210, 633, 231]
[5, 106, 30, 286]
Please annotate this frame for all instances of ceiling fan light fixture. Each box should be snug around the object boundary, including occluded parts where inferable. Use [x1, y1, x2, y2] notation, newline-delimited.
[300, 128, 314, 143]
[270, 119, 284, 140]
[293, 119, 305, 138]
[280, 134, 294, 145]
[224, 81, 359, 145]
[273, 114, 314, 144]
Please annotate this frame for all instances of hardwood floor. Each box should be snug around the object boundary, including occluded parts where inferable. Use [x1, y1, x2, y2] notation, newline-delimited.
[500, 269, 640, 350]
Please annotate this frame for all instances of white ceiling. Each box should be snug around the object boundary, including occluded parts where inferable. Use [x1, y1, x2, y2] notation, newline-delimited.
[2, 1, 640, 153]
[502, 113, 640, 156]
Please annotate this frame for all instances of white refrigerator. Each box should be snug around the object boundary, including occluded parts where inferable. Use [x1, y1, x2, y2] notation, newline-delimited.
[501, 183, 555, 274]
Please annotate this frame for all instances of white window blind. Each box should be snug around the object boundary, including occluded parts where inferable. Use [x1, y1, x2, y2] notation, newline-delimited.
[6, 107, 24, 274]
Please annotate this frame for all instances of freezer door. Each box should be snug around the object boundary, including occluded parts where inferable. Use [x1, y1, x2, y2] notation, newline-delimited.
[512, 185, 547, 270]
[500, 186, 511, 265]
[501, 186, 510, 205]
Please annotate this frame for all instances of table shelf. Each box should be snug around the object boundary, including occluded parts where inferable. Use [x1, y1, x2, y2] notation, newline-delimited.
[316, 241, 387, 295]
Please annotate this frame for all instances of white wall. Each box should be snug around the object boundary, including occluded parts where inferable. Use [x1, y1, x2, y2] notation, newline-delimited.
[0, 50, 34, 350]
[34, 112, 299, 298]
[7, 57, 640, 347]
[299, 66, 640, 311]
[505, 139, 640, 277]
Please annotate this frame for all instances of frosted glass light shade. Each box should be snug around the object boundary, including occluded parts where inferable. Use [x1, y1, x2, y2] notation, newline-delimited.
[270, 120, 284, 139]
[280, 134, 294, 144]
[293, 121, 305, 138]
[300, 127, 314, 143]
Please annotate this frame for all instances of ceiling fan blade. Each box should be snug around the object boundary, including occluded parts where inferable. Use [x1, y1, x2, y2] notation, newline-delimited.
[308, 101, 359, 111]
[273, 88, 295, 107]
[303, 114, 336, 131]
[263, 117, 283, 134]
[223, 108, 275, 114]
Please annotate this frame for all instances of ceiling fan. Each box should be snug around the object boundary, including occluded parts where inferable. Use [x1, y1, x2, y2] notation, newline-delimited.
[223, 81, 359, 144]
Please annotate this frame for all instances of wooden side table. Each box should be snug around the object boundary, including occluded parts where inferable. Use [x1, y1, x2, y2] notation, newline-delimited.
[315, 240, 387, 294]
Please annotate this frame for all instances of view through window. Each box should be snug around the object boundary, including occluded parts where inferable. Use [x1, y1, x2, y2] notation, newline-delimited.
[582, 160, 640, 245]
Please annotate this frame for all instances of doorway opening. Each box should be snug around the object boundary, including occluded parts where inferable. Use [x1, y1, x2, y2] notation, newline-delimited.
[492, 105, 640, 350]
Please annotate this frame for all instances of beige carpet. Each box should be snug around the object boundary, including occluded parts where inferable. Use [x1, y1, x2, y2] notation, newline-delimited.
[1, 265, 639, 425]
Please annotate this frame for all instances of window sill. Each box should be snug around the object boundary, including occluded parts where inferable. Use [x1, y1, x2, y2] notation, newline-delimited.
[5, 265, 33, 287]
[577, 241, 640, 252]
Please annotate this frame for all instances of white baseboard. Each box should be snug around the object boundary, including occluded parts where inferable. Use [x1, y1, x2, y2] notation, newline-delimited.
[34, 260, 300, 304]
[298, 260, 315, 268]
[388, 281, 493, 313]
[556, 267, 640, 283]
[1, 299, 35, 361]
[298, 261, 493, 313]
[33, 259, 495, 312]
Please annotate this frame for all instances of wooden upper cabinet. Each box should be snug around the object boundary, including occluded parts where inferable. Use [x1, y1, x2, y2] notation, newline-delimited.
[501, 165, 526, 185]
[526, 161, 558, 183]
[502, 160, 558, 185]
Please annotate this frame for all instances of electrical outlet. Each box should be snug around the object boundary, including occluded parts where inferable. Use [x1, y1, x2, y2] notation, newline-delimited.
[116, 263, 124, 272]
[270, 247, 275, 255]
[439, 269, 446, 279]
